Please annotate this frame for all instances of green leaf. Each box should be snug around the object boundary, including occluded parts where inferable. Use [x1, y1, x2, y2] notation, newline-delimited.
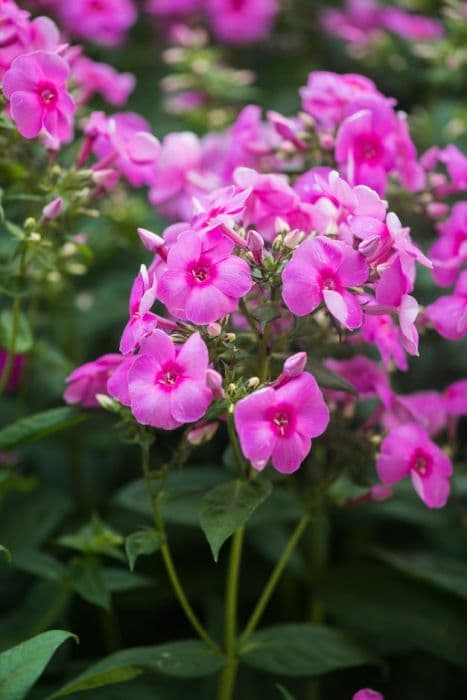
[0, 407, 86, 450]
[199, 478, 273, 561]
[68, 557, 111, 611]
[0, 309, 32, 353]
[308, 360, 358, 396]
[251, 303, 282, 325]
[241, 624, 374, 677]
[58, 515, 124, 560]
[102, 567, 153, 593]
[125, 529, 164, 571]
[12, 549, 65, 582]
[276, 684, 298, 700]
[0, 630, 76, 700]
[372, 549, 467, 601]
[51, 640, 227, 697]
[0, 545, 11, 562]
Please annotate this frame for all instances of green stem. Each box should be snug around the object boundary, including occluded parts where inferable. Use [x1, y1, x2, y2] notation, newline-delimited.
[0, 296, 21, 398]
[140, 444, 221, 654]
[239, 298, 259, 335]
[239, 514, 310, 648]
[217, 526, 245, 700]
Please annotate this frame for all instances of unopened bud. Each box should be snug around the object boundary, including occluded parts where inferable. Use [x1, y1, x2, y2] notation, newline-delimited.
[96, 394, 121, 413]
[283, 352, 307, 377]
[247, 376, 260, 390]
[137, 227, 165, 253]
[206, 369, 225, 399]
[319, 133, 334, 150]
[187, 422, 219, 445]
[426, 202, 449, 219]
[207, 322, 222, 338]
[28, 232, 42, 243]
[227, 383, 237, 395]
[272, 234, 284, 251]
[275, 217, 290, 235]
[358, 235, 380, 259]
[42, 197, 63, 221]
[283, 229, 304, 249]
[61, 242, 77, 257]
[91, 168, 119, 190]
[24, 217, 36, 230]
[223, 333, 236, 343]
[247, 229, 264, 265]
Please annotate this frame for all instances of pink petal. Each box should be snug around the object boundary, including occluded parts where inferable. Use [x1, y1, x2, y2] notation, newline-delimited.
[323, 289, 362, 330]
[138, 329, 175, 366]
[214, 256, 252, 298]
[275, 373, 329, 438]
[176, 332, 209, 378]
[411, 469, 450, 509]
[9, 92, 43, 138]
[166, 230, 202, 270]
[336, 248, 368, 287]
[157, 270, 190, 319]
[271, 432, 311, 473]
[282, 260, 322, 316]
[185, 285, 233, 324]
[170, 379, 212, 423]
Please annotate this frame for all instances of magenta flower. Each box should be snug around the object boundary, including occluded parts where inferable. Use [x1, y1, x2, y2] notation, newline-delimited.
[64, 354, 123, 408]
[0, 348, 26, 392]
[128, 330, 213, 430]
[206, 0, 278, 45]
[381, 7, 444, 40]
[282, 235, 368, 330]
[361, 312, 408, 371]
[234, 372, 329, 473]
[59, 0, 137, 46]
[443, 380, 467, 417]
[353, 690, 384, 700]
[376, 424, 453, 509]
[429, 202, 467, 288]
[2, 50, 75, 144]
[72, 56, 135, 107]
[147, 0, 202, 14]
[120, 265, 159, 355]
[425, 270, 467, 341]
[158, 229, 252, 325]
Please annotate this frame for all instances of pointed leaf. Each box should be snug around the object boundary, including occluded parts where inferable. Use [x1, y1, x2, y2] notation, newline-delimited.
[308, 360, 358, 396]
[0, 630, 76, 700]
[199, 478, 272, 561]
[125, 529, 164, 571]
[0, 408, 86, 450]
[0, 309, 33, 353]
[69, 558, 111, 611]
[0, 545, 10, 562]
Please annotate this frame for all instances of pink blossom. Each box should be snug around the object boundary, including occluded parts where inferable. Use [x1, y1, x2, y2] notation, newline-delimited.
[58, 0, 137, 46]
[0, 348, 26, 392]
[360, 312, 408, 371]
[382, 391, 447, 437]
[2, 50, 75, 144]
[376, 423, 452, 509]
[299, 71, 382, 129]
[381, 7, 444, 40]
[353, 690, 384, 700]
[107, 355, 133, 406]
[234, 372, 329, 473]
[190, 185, 251, 234]
[158, 229, 252, 324]
[393, 112, 425, 192]
[443, 380, 467, 417]
[429, 202, 467, 287]
[222, 106, 273, 182]
[128, 330, 213, 430]
[325, 355, 392, 407]
[282, 235, 368, 330]
[425, 270, 467, 341]
[120, 265, 159, 355]
[321, 0, 382, 46]
[72, 56, 135, 107]
[146, 0, 202, 14]
[206, 0, 278, 45]
[42, 196, 62, 220]
[64, 354, 123, 408]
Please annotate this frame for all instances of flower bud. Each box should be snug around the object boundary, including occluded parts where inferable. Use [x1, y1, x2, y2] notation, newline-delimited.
[206, 369, 225, 398]
[91, 168, 119, 191]
[247, 376, 260, 390]
[223, 333, 236, 343]
[42, 197, 63, 221]
[283, 229, 304, 249]
[207, 323, 222, 338]
[283, 352, 307, 377]
[426, 202, 449, 219]
[319, 133, 334, 150]
[137, 228, 166, 253]
[247, 230, 264, 265]
[358, 235, 380, 260]
[187, 422, 219, 446]
[96, 394, 121, 413]
[275, 217, 290, 235]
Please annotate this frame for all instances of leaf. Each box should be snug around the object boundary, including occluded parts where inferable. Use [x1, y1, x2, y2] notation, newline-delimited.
[0, 407, 86, 450]
[0, 309, 33, 353]
[0, 630, 76, 700]
[125, 529, 164, 571]
[372, 549, 467, 601]
[241, 623, 374, 677]
[0, 545, 11, 562]
[251, 303, 282, 325]
[102, 567, 153, 593]
[58, 515, 124, 560]
[12, 549, 65, 582]
[68, 557, 111, 611]
[308, 360, 358, 396]
[199, 478, 273, 561]
[51, 640, 227, 697]
[276, 684, 298, 700]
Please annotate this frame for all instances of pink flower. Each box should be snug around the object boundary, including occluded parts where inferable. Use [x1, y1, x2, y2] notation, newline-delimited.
[72, 56, 135, 107]
[443, 380, 467, 417]
[425, 270, 467, 341]
[321, 0, 382, 46]
[360, 312, 408, 371]
[147, 0, 202, 14]
[353, 690, 384, 700]
[64, 354, 123, 408]
[335, 103, 397, 195]
[205, 0, 278, 44]
[190, 185, 251, 234]
[222, 106, 273, 182]
[0, 348, 26, 392]
[2, 50, 75, 144]
[381, 7, 444, 40]
[234, 372, 329, 473]
[128, 330, 213, 430]
[382, 390, 447, 437]
[325, 355, 392, 407]
[158, 229, 252, 324]
[120, 265, 159, 355]
[376, 423, 453, 509]
[429, 202, 467, 288]
[282, 235, 368, 330]
[59, 0, 137, 46]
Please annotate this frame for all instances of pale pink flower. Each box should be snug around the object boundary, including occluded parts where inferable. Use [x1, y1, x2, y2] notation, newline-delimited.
[360, 312, 408, 371]
[128, 330, 213, 430]
[158, 229, 252, 324]
[377, 423, 452, 509]
[322, 0, 382, 46]
[382, 391, 447, 438]
[59, 0, 137, 46]
[206, 0, 278, 44]
[382, 7, 444, 40]
[234, 372, 329, 473]
[2, 50, 75, 144]
[325, 355, 392, 407]
[64, 354, 123, 408]
[282, 235, 368, 330]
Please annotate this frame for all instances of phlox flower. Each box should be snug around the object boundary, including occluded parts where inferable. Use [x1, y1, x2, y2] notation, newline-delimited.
[64, 354, 123, 408]
[381, 7, 444, 40]
[222, 106, 273, 182]
[158, 229, 252, 324]
[381, 390, 447, 438]
[128, 330, 213, 430]
[120, 265, 158, 355]
[72, 56, 135, 107]
[234, 371, 329, 473]
[443, 380, 467, 417]
[190, 185, 251, 234]
[360, 311, 408, 371]
[424, 269, 467, 341]
[376, 423, 452, 509]
[352, 690, 384, 700]
[59, 0, 137, 46]
[324, 355, 392, 407]
[2, 50, 75, 144]
[205, 0, 278, 45]
[282, 235, 368, 330]
[429, 201, 467, 288]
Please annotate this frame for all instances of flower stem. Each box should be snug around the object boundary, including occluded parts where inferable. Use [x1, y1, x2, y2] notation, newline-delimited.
[0, 296, 21, 398]
[238, 513, 310, 648]
[140, 443, 221, 653]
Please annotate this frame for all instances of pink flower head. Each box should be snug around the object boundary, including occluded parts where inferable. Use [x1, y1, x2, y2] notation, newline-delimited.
[158, 229, 252, 324]
[2, 50, 75, 144]
[377, 423, 452, 509]
[325, 355, 392, 407]
[393, 112, 425, 192]
[353, 690, 384, 700]
[128, 330, 213, 430]
[299, 71, 381, 129]
[382, 7, 444, 40]
[120, 265, 158, 355]
[147, 0, 203, 15]
[206, 0, 278, 44]
[429, 201, 467, 288]
[321, 0, 383, 46]
[360, 311, 408, 371]
[59, 0, 137, 46]
[234, 372, 329, 473]
[64, 354, 123, 408]
[0, 347, 26, 392]
[282, 235, 368, 330]
[443, 380, 467, 417]
[424, 269, 467, 341]
[72, 56, 135, 107]
[382, 390, 447, 437]
[190, 185, 251, 233]
[335, 103, 397, 195]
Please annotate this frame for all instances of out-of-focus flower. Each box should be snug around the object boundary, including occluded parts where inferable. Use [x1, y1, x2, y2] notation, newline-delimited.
[205, 0, 278, 44]
[64, 354, 123, 408]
